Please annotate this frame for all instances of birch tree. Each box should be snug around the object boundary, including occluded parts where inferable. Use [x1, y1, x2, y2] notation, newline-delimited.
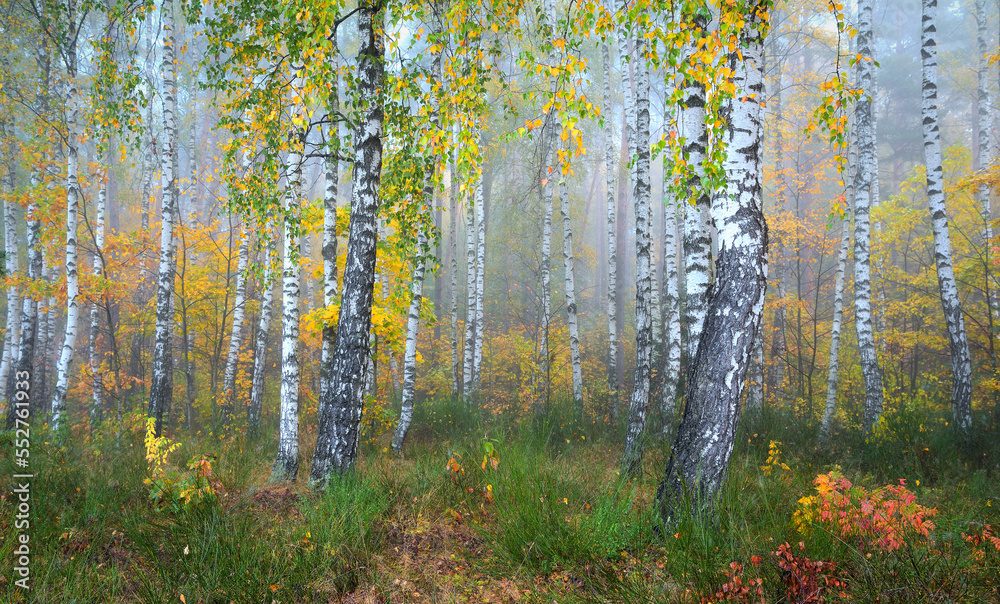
[89, 169, 107, 424]
[4, 173, 39, 430]
[220, 224, 249, 427]
[852, 0, 884, 432]
[660, 188, 681, 437]
[472, 167, 486, 389]
[320, 33, 341, 412]
[658, 3, 769, 516]
[248, 230, 276, 437]
[560, 140, 583, 413]
[921, 0, 973, 438]
[681, 6, 713, 365]
[1, 174, 19, 402]
[819, 211, 851, 444]
[620, 27, 652, 478]
[146, 0, 179, 436]
[311, 0, 385, 483]
[272, 87, 305, 482]
[601, 34, 618, 414]
[50, 0, 84, 434]
[975, 0, 995, 316]
[462, 183, 477, 399]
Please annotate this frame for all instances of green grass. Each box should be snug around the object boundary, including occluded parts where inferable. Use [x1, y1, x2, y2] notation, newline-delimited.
[1, 397, 998, 602]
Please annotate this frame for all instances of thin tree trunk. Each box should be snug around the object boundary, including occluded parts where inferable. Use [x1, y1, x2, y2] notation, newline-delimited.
[819, 212, 851, 444]
[921, 0, 973, 438]
[661, 175, 681, 437]
[1, 176, 19, 404]
[145, 0, 178, 436]
[248, 229, 276, 437]
[472, 162, 487, 389]
[976, 0, 996, 317]
[321, 38, 341, 415]
[853, 0, 884, 432]
[311, 0, 384, 482]
[449, 127, 460, 396]
[621, 31, 651, 478]
[51, 2, 82, 433]
[272, 104, 305, 482]
[602, 36, 619, 416]
[89, 170, 107, 425]
[462, 181, 477, 399]
[658, 9, 768, 517]
[560, 140, 584, 414]
[221, 225, 249, 427]
[36, 253, 50, 411]
[4, 174, 39, 430]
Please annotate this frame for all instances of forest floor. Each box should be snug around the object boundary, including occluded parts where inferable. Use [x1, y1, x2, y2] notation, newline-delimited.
[2, 396, 1000, 603]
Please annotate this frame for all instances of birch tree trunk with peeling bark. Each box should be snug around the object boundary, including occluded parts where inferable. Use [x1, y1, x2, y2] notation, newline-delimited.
[311, 0, 385, 482]
[51, 0, 83, 434]
[462, 184, 477, 400]
[560, 141, 584, 414]
[89, 170, 107, 425]
[472, 176, 486, 389]
[853, 0, 884, 432]
[658, 7, 769, 516]
[1, 175, 19, 404]
[248, 223, 276, 437]
[4, 173, 39, 430]
[220, 225, 249, 428]
[621, 32, 651, 478]
[661, 180, 681, 437]
[272, 107, 305, 482]
[819, 211, 851, 444]
[975, 0, 996, 317]
[921, 0, 973, 439]
[321, 33, 341, 414]
[681, 7, 713, 367]
[601, 32, 618, 417]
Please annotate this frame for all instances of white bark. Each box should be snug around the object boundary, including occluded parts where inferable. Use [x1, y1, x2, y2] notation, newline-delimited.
[321, 124, 339, 412]
[248, 226, 276, 436]
[853, 0, 884, 432]
[976, 0, 996, 316]
[51, 4, 82, 432]
[1, 179, 19, 403]
[449, 126, 460, 396]
[661, 188, 681, 437]
[473, 176, 486, 389]
[310, 2, 385, 481]
[462, 183, 477, 399]
[819, 212, 851, 444]
[560, 142, 583, 413]
[680, 9, 713, 365]
[272, 104, 305, 482]
[922, 0, 973, 437]
[89, 170, 107, 424]
[221, 224, 249, 426]
[601, 35, 619, 413]
[660, 10, 768, 514]
[621, 32, 651, 478]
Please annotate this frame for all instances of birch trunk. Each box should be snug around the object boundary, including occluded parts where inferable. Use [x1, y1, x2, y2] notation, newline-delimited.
[36, 253, 50, 410]
[89, 171, 107, 425]
[976, 0, 996, 316]
[272, 109, 305, 482]
[392, 170, 432, 454]
[220, 225, 249, 427]
[921, 0, 973, 437]
[1, 178, 19, 403]
[560, 143, 584, 414]
[658, 11, 768, 516]
[449, 127, 460, 396]
[473, 168, 486, 389]
[4, 185, 41, 429]
[853, 0, 884, 432]
[51, 2, 82, 433]
[661, 186, 681, 437]
[321, 142, 339, 410]
[311, 1, 384, 482]
[462, 183, 477, 399]
[621, 35, 651, 478]
[248, 229, 276, 437]
[681, 8, 713, 365]
[819, 213, 851, 444]
[601, 36, 618, 415]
